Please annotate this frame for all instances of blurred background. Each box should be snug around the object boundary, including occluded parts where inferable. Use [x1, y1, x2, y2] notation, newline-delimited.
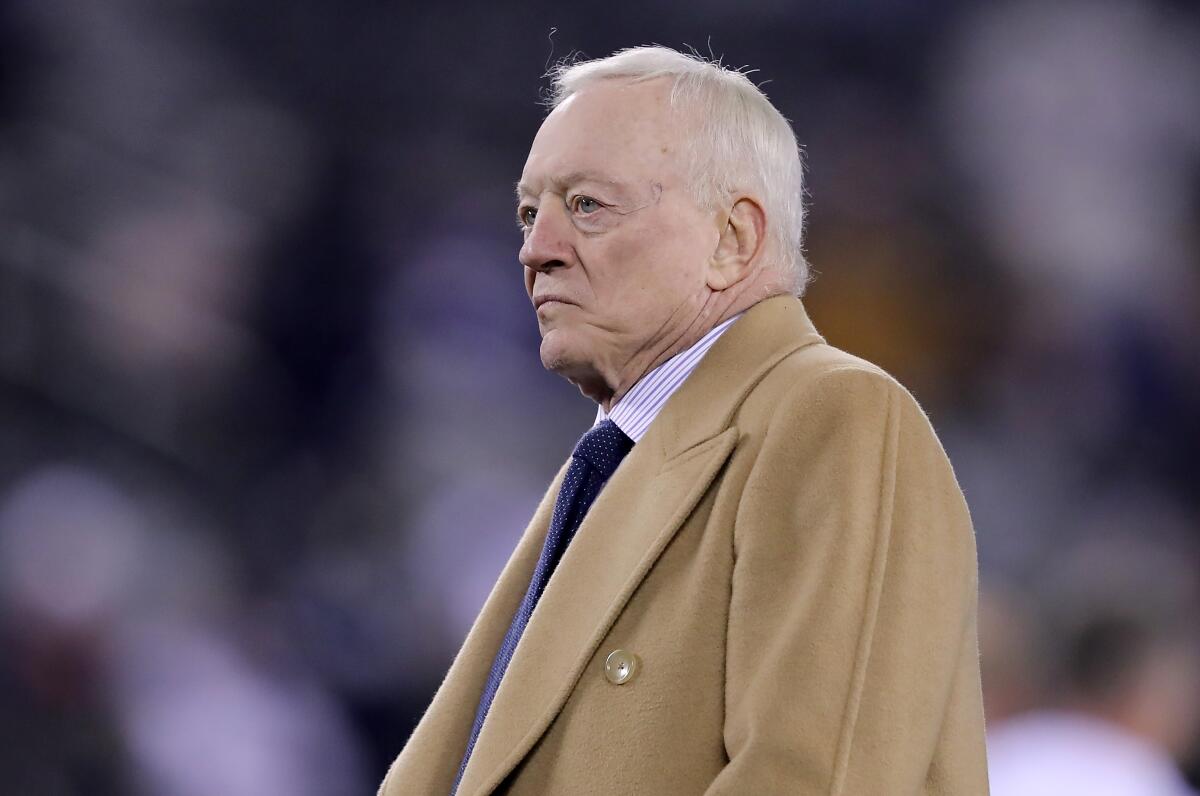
[1, 1, 1198, 793]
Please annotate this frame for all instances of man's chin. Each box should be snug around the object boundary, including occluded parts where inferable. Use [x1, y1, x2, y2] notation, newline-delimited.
[539, 333, 580, 376]
[539, 335, 603, 391]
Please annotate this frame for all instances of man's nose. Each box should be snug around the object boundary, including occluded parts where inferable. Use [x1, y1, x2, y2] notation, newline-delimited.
[519, 202, 573, 274]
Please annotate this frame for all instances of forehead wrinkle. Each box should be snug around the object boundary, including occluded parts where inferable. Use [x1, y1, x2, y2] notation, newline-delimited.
[516, 169, 631, 200]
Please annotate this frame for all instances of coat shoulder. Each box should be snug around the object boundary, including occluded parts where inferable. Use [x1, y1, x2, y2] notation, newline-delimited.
[736, 341, 923, 438]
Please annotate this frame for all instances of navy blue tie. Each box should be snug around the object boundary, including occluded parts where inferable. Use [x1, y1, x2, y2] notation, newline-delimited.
[451, 419, 633, 794]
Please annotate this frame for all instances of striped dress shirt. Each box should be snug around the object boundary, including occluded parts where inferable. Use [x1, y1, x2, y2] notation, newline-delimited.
[595, 313, 743, 442]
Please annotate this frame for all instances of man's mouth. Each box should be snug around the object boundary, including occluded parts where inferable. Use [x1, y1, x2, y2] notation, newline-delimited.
[534, 294, 576, 309]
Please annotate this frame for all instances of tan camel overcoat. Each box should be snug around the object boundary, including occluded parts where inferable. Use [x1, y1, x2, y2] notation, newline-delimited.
[379, 295, 989, 795]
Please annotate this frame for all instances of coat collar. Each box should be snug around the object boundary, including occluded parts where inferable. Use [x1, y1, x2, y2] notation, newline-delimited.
[387, 296, 823, 796]
[650, 294, 824, 461]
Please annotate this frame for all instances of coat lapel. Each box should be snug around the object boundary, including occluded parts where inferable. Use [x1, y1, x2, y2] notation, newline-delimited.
[379, 463, 567, 795]
[456, 296, 825, 795]
[457, 424, 740, 795]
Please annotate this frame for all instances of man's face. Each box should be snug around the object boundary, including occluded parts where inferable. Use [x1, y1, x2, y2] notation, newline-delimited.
[517, 79, 718, 396]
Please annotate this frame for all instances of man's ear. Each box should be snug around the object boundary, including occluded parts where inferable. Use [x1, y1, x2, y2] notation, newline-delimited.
[707, 197, 766, 291]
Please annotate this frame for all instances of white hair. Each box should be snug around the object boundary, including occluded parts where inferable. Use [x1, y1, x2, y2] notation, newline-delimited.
[548, 45, 809, 294]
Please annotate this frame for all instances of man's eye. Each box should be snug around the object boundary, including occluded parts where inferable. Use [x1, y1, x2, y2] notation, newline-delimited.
[519, 206, 537, 226]
[572, 196, 601, 214]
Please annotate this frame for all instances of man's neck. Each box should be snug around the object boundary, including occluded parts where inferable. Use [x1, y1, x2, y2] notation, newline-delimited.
[588, 284, 789, 411]
[597, 313, 719, 412]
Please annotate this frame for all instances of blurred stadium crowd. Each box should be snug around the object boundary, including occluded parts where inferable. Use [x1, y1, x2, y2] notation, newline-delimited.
[1, 1, 1198, 793]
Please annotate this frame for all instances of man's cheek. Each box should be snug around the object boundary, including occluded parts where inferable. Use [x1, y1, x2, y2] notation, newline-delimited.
[604, 235, 652, 276]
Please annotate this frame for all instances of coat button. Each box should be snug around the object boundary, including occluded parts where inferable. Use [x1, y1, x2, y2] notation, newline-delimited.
[604, 649, 639, 685]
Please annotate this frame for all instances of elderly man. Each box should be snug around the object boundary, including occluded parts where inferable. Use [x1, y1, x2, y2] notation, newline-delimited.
[380, 46, 988, 795]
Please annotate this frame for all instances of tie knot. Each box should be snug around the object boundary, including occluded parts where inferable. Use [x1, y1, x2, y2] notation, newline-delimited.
[572, 419, 633, 480]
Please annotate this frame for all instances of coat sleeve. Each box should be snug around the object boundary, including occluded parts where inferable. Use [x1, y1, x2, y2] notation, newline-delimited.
[704, 365, 989, 795]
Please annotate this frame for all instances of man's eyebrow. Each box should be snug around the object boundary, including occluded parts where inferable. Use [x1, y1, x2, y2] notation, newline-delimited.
[515, 171, 628, 199]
